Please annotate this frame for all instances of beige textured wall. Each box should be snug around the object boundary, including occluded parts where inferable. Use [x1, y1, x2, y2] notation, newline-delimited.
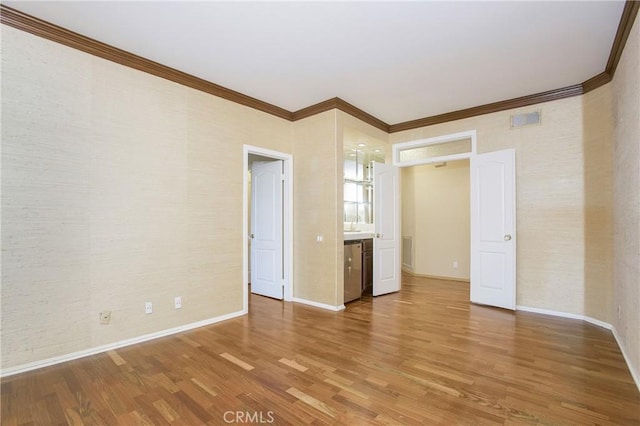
[611, 16, 640, 383]
[583, 85, 614, 323]
[391, 96, 593, 316]
[292, 111, 341, 306]
[1, 26, 292, 370]
[402, 160, 470, 280]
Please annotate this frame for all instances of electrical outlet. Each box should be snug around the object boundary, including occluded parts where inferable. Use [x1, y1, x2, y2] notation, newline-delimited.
[99, 311, 111, 325]
[175, 296, 182, 310]
[453, 261, 459, 270]
[145, 302, 153, 314]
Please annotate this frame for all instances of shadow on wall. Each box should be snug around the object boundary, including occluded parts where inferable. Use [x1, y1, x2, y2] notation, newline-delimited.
[582, 86, 614, 324]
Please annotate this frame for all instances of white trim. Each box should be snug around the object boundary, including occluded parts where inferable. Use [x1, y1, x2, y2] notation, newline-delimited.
[611, 326, 640, 391]
[517, 305, 639, 392]
[396, 152, 472, 169]
[392, 130, 477, 167]
[582, 315, 612, 330]
[243, 145, 294, 310]
[0, 309, 246, 378]
[516, 305, 611, 329]
[293, 298, 345, 312]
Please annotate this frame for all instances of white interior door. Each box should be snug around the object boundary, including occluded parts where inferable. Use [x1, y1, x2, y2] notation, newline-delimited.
[373, 162, 401, 296]
[471, 149, 516, 310]
[250, 160, 283, 299]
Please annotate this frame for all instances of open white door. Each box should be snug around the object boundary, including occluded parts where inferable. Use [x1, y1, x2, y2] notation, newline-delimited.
[471, 149, 516, 310]
[250, 160, 283, 300]
[373, 162, 401, 296]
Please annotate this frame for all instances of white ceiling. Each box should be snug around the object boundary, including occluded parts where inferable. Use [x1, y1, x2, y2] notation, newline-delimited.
[5, 1, 625, 125]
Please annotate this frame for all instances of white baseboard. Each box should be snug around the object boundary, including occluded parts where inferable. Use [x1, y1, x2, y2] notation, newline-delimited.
[403, 269, 470, 283]
[516, 305, 611, 329]
[611, 325, 640, 391]
[293, 298, 345, 312]
[517, 305, 639, 391]
[0, 309, 246, 378]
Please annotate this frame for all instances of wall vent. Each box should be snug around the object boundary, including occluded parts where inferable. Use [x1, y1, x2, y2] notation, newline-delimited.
[510, 110, 541, 128]
[402, 236, 413, 269]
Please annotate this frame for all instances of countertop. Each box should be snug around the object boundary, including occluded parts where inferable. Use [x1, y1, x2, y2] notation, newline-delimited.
[344, 231, 374, 241]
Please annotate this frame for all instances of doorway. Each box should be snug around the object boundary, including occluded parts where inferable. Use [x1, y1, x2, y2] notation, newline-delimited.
[392, 131, 517, 310]
[400, 159, 471, 282]
[243, 145, 293, 313]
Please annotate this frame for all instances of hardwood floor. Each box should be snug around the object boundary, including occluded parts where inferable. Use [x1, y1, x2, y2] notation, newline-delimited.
[2, 275, 638, 425]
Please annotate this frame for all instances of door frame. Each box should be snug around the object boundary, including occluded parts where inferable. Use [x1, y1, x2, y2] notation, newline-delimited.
[392, 130, 504, 292]
[392, 130, 518, 310]
[243, 145, 293, 312]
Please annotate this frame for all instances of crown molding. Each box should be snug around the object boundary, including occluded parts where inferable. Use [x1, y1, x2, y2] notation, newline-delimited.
[582, 72, 613, 94]
[1, 2, 638, 134]
[389, 0, 638, 132]
[388, 84, 584, 133]
[333, 98, 390, 132]
[293, 98, 390, 132]
[580, 0, 638, 95]
[291, 98, 341, 121]
[606, 1, 640, 77]
[0, 5, 293, 121]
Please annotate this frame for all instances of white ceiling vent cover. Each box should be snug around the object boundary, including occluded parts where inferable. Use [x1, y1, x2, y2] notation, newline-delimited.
[510, 111, 541, 128]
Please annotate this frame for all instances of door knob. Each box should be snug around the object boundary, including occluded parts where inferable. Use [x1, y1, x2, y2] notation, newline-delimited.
[504, 234, 512, 241]
[375, 233, 381, 238]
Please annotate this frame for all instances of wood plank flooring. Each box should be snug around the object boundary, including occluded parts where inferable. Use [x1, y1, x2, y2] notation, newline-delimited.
[2, 275, 638, 425]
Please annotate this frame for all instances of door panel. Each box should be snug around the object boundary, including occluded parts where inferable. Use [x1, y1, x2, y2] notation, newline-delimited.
[250, 160, 283, 299]
[471, 149, 516, 310]
[479, 163, 505, 241]
[479, 252, 505, 290]
[378, 247, 397, 280]
[373, 162, 401, 296]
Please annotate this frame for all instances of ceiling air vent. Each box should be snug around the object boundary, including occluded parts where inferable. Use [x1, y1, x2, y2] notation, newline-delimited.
[510, 110, 541, 128]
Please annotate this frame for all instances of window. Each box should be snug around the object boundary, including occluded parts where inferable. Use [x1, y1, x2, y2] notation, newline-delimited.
[393, 130, 476, 167]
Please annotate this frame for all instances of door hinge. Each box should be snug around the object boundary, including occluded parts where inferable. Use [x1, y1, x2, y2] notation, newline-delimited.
[281, 174, 285, 181]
